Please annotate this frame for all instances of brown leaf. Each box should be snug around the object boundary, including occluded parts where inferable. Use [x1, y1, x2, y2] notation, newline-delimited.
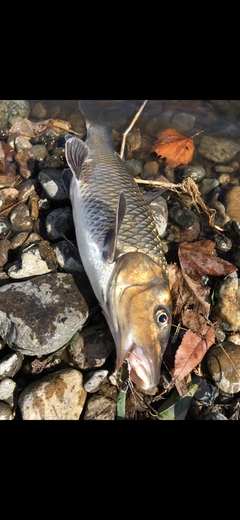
[172, 325, 215, 382]
[14, 149, 35, 179]
[168, 263, 211, 334]
[9, 118, 72, 138]
[178, 240, 237, 280]
[150, 128, 195, 168]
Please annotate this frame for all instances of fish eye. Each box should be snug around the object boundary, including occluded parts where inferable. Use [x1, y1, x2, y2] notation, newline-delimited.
[155, 309, 169, 328]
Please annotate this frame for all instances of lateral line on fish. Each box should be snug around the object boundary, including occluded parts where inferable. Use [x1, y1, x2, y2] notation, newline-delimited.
[102, 190, 126, 263]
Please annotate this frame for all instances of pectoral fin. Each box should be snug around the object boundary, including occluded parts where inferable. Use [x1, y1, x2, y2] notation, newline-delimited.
[65, 136, 90, 180]
[102, 191, 126, 263]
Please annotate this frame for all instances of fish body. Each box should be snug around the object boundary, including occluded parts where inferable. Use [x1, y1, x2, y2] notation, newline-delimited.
[63, 100, 172, 392]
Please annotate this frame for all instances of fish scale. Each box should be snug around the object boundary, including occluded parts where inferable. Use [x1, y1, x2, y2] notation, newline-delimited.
[76, 131, 167, 269]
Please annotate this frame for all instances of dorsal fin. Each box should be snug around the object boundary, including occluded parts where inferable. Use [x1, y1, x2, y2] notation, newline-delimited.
[65, 136, 90, 180]
[102, 191, 126, 263]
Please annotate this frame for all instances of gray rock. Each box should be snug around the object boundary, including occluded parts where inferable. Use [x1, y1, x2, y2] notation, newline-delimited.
[199, 178, 219, 196]
[170, 112, 196, 133]
[38, 169, 69, 202]
[0, 272, 89, 355]
[29, 144, 48, 161]
[124, 159, 142, 177]
[198, 135, 240, 163]
[46, 207, 73, 240]
[180, 165, 206, 183]
[9, 203, 33, 233]
[54, 240, 84, 273]
[7, 245, 53, 278]
[84, 369, 109, 393]
[18, 368, 87, 420]
[0, 100, 30, 127]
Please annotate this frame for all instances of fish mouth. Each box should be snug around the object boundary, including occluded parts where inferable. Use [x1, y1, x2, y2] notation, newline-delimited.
[118, 343, 159, 391]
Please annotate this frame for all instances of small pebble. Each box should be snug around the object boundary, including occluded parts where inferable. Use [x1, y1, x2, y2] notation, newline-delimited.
[207, 341, 240, 393]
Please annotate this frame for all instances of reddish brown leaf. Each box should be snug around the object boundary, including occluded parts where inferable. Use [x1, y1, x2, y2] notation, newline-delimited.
[9, 118, 72, 138]
[172, 325, 216, 382]
[178, 240, 237, 280]
[14, 149, 35, 180]
[150, 128, 195, 168]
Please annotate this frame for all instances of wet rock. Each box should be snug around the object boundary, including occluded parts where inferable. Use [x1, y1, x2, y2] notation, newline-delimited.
[0, 272, 89, 356]
[142, 161, 159, 177]
[7, 244, 53, 278]
[126, 128, 141, 152]
[169, 204, 198, 229]
[31, 102, 47, 119]
[38, 169, 68, 202]
[29, 144, 48, 161]
[0, 378, 17, 408]
[68, 321, 114, 370]
[125, 159, 142, 177]
[0, 402, 13, 420]
[224, 186, 240, 222]
[84, 369, 109, 393]
[0, 100, 30, 127]
[228, 332, 240, 345]
[210, 197, 230, 228]
[18, 368, 87, 420]
[0, 351, 23, 379]
[9, 203, 32, 232]
[199, 178, 219, 196]
[45, 207, 73, 240]
[180, 165, 206, 183]
[83, 382, 117, 420]
[211, 271, 240, 331]
[207, 341, 240, 393]
[170, 112, 196, 133]
[198, 135, 240, 163]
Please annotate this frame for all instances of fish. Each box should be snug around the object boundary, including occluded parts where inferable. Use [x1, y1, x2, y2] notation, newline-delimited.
[62, 100, 172, 393]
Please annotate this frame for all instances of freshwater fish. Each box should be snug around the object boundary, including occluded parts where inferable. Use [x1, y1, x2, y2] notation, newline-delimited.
[62, 100, 172, 393]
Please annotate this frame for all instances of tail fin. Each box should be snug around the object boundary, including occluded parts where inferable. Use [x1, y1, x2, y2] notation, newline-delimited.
[78, 100, 145, 128]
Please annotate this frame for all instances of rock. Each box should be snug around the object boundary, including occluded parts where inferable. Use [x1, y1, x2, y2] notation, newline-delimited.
[207, 341, 240, 393]
[29, 144, 48, 161]
[198, 135, 240, 163]
[7, 245, 53, 278]
[84, 369, 109, 393]
[38, 169, 69, 202]
[0, 272, 89, 356]
[0, 351, 23, 379]
[211, 271, 240, 331]
[124, 159, 142, 177]
[170, 112, 196, 133]
[148, 195, 168, 236]
[31, 103, 47, 119]
[53, 240, 84, 274]
[18, 368, 87, 420]
[202, 411, 228, 420]
[180, 165, 206, 183]
[0, 378, 17, 408]
[45, 207, 74, 240]
[9, 203, 33, 232]
[68, 321, 114, 370]
[0, 100, 30, 127]
[224, 186, 240, 222]
[142, 161, 159, 177]
[0, 402, 13, 420]
[198, 178, 219, 196]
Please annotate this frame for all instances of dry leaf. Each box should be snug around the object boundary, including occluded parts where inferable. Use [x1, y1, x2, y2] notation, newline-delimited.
[178, 240, 237, 280]
[150, 128, 195, 168]
[9, 118, 72, 138]
[172, 326, 215, 382]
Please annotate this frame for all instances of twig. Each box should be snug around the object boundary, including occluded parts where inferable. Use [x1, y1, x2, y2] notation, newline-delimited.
[120, 100, 148, 159]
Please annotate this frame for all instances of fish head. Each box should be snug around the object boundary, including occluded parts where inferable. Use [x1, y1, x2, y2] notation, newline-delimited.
[106, 252, 172, 393]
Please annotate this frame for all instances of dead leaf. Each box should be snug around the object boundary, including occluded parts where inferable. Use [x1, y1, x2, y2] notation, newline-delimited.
[178, 240, 237, 280]
[172, 325, 215, 382]
[168, 263, 211, 333]
[14, 149, 35, 179]
[9, 117, 72, 138]
[150, 128, 195, 168]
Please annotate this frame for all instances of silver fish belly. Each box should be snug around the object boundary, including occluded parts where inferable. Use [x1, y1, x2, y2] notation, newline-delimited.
[63, 112, 172, 392]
